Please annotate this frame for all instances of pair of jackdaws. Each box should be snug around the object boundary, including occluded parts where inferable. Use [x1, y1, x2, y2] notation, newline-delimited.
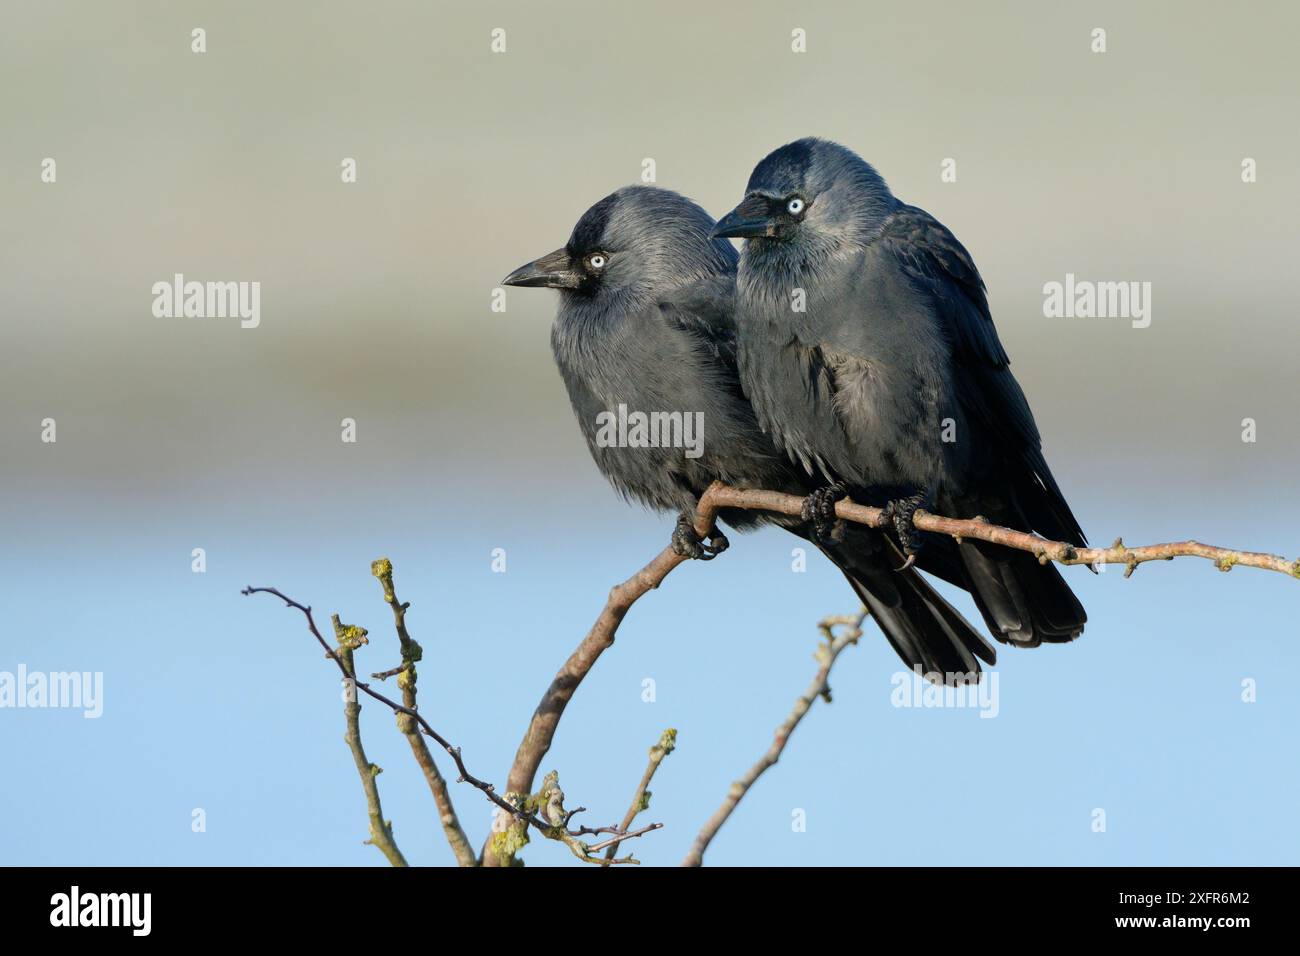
[504, 137, 1088, 684]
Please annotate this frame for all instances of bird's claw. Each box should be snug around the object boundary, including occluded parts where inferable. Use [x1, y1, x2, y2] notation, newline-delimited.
[672, 514, 728, 561]
[705, 530, 730, 557]
[800, 483, 848, 546]
[881, 494, 926, 571]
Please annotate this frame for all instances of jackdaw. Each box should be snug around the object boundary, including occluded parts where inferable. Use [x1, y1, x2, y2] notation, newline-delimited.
[714, 139, 1087, 647]
[504, 185, 996, 679]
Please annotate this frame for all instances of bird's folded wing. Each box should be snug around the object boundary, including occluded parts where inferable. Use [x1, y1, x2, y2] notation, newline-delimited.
[878, 205, 1087, 546]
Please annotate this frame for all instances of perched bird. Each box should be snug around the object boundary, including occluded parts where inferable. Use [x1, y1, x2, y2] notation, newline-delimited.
[714, 139, 1087, 648]
[504, 185, 996, 679]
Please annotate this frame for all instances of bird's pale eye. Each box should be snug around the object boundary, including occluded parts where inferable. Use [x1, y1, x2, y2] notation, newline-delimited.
[586, 253, 608, 270]
[786, 197, 806, 215]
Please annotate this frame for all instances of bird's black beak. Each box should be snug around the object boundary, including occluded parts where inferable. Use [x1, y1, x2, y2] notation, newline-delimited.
[501, 247, 581, 289]
[710, 195, 777, 239]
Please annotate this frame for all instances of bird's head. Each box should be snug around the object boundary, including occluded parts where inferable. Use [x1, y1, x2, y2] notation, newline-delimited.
[502, 186, 736, 303]
[711, 138, 897, 246]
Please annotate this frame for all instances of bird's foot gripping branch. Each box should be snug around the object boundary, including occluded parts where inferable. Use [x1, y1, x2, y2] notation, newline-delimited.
[670, 511, 729, 560]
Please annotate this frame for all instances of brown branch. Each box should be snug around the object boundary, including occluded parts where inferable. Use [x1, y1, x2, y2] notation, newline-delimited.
[242, 585, 656, 866]
[585, 822, 665, 855]
[603, 728, 677, 864]
[253, 484, 1283, 866]
[479, 499, 725, 866]
[369, 558, 477, 868]
[502, 769, 660, 866]
[482, 478, 1292, 864]
[701, 485, 1300, 579]
[329, 614, 408, 867]
[682, 609, 867, 868]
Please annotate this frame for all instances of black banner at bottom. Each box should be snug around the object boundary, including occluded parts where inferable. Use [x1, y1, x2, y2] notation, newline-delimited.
[0, 865, 1275, 939]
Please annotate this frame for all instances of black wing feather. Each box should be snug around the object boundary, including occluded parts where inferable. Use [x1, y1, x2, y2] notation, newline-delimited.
[882, 206, 1087, 547]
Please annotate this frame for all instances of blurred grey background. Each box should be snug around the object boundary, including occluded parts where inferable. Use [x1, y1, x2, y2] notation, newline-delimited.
[2, 1, 1298, 867]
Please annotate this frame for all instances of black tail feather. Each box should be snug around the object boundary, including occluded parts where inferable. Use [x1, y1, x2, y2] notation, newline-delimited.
[819, 527, 996, 683]
[958, 539, 1086, 647]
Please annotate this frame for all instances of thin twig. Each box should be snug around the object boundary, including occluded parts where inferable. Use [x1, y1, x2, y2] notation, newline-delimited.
[585, 823, 665, 855]
[369, 558, 477, 868]
[603, 728, 677, 864]
[242, 585, 655, 865]
[682, 608, 868, 867]
[329, 614, 408, 867]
